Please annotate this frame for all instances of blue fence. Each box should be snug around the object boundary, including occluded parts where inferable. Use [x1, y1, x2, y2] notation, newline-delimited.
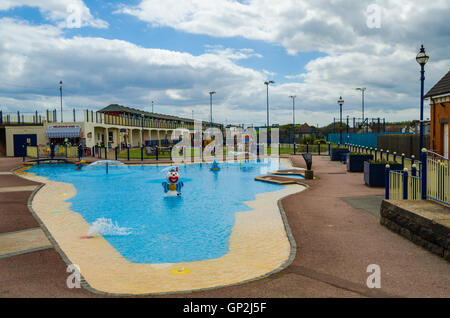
[328, 133, 412, 148]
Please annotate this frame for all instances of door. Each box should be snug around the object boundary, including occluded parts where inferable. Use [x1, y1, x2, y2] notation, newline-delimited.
[13, 134, 37, 157]
[444, 123, 449, 159]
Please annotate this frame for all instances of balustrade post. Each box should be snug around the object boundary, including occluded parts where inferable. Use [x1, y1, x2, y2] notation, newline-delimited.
[420, 149, 427, 200]
[403, 168, 409, 200]
[385, 164, 390, 199]
[411, 164, 417, 177]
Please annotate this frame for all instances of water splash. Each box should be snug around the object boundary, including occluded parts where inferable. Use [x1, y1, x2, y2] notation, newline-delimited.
[87, 218, 131, 236]
[85, 160, 129, 175]
[89, 160, 126, 166]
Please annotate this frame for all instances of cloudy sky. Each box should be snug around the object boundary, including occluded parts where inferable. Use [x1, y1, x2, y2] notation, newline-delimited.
[0, 0, 449, 126]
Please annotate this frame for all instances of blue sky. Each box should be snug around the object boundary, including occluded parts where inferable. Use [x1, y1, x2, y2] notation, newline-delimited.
[0, 0, 449, 125]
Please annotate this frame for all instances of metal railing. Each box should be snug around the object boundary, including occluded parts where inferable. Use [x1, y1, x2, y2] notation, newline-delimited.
[1, 109, 219, 131]
[408, 173, 422, 200]
[345, 143, 421, 173]
[382, 148, 448, 207]
[26, 145, 81, 159]
[386, 167, 421, 201]
[279, 143, 330, 155]
[426, 152, 449, 206]
[388, 170, 404, 200]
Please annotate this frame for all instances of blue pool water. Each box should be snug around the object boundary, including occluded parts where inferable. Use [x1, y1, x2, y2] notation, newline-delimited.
[28, 159, 290, 264]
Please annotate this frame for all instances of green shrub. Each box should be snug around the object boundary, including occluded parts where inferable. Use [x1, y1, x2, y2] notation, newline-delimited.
[348, 152, 372, 156]
[313, 138, 327, 145]
[368, 160, 399, 165]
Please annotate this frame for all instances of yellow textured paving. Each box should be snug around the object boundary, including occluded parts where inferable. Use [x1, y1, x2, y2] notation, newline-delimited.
[0, 229, 51, 257]
[21, 160, 305, 295]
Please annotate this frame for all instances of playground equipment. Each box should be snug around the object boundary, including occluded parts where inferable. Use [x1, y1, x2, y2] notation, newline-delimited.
[162, 167, 184, 196]
[75, 159, 86, 170]
[88, 160, 127, 174]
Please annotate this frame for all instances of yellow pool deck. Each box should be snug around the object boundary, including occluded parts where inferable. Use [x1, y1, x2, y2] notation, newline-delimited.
[20, 159, 306, 295]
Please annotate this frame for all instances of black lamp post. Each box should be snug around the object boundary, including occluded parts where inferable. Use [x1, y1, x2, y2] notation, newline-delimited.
[416, 45, 429, 153]
[289, 95, 296, 152]
[209, 91, 216, 128]
[59, 81, 63, 122]
[338, 96, 344, 145]
[356, 87, 366, 130]
[141, 114, 144, 147]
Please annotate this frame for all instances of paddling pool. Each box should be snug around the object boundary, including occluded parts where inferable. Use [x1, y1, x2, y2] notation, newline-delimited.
[28, 159, 294, 264]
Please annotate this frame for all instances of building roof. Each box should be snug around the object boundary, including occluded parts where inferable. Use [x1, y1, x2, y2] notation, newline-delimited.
[99, 104, 223, 127]
[99, 104, 193, 122]
[99, 104, 224, 125]
[298, 123, 314, 133]
[424, 70, 450, 98]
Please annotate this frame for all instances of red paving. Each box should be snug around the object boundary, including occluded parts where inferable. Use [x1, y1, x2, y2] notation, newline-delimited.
[0, 155, 449, 298]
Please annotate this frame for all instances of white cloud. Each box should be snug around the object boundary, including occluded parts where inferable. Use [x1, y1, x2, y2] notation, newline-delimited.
[118, 0, 450, 111]
[204, 45, 262, 60]
[117, 0, 450, 55]
[0, 18, 268, 124]
[0, 0, 108, 28]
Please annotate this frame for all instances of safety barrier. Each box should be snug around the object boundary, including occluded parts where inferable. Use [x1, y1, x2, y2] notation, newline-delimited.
[386, 166, 421, 201]
[26, 145, 81, 159]
[345, 144, 450, 205]
[345, 143, 421, 174]
[426, 152, 449, 206]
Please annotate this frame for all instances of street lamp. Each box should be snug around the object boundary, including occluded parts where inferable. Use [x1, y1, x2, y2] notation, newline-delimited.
[209, 91, 216, 128]
[59, 81, 63, 122]
[152, 100, 154, 113]
[141, 113, 145, 147]
[338, 96, 344, 145]
[289, 95, 296, 152]
[355, 87, 366, 131]
[264, 80, 275, 143]
[416, 44, 429, 153]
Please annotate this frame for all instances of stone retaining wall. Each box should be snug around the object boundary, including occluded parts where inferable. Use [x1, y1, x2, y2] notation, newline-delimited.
[380, 200, 449, 261]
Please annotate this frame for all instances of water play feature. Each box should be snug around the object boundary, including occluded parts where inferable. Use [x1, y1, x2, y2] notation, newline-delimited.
[87, 217, 132, 236]
[210, 157, 220, 171]
[75, 159, 86, 170]
[162, 167, 184, 196]
[86, 160, 127, 174]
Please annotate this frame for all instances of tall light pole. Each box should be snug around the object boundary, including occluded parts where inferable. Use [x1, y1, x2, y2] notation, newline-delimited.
[209, 91, 216, 128]
[152, 100, 154, 113]
[416, 45, 429, 153]
[289, 95, 296, 152]
[141, 113, 144, 147]
[355, 87, 366, 131]
[338, 96, 344, 145]
[59, 81, 63, 122]
[264, 81, 275, 143]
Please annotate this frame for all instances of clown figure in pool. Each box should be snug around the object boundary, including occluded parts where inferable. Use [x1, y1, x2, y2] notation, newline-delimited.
[162, 167, 184, 196]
